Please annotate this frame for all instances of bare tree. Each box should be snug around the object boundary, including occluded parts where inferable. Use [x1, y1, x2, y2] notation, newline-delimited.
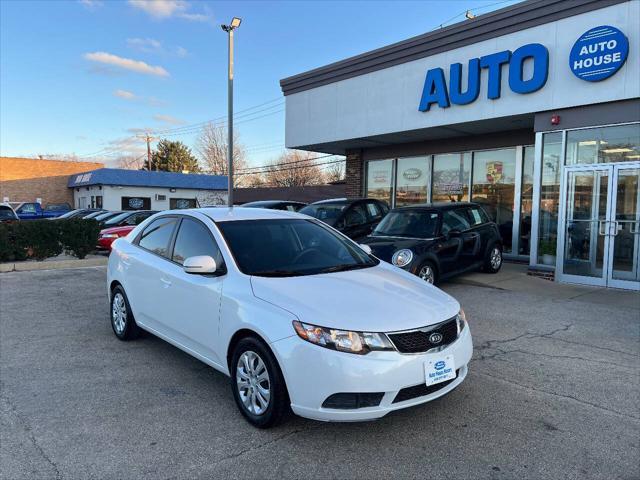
[196, 122, 248, 185]
[324, 161, 345, 183]
[117, 154, 145, 170]
[263, 150, 324, 187]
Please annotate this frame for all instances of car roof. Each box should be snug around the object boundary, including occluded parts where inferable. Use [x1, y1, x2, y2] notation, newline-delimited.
[242, 200, 304, 206]
[193, 207, 303, 222]
[310, 198, 349, 205]
[393, 202, 478, 211]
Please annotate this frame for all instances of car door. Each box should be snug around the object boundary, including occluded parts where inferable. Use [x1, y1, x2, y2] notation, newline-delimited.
[467, 205, 494, 264]
[439, 209, 474, 273]
[127, 216, 180, 332]
[159, 216, 226, 365]
[340, 203, 370, 240]
[364, 200, 385, 233]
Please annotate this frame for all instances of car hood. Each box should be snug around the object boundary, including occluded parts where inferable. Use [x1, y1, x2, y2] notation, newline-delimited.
[100, 225, 134, 235]
[361, 236, 435, 263]
[250, 262, 459, 332]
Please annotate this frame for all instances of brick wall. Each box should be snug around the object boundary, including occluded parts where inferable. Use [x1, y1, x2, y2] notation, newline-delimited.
[0, 157, 103, 206]
[345, 150, 363, 199]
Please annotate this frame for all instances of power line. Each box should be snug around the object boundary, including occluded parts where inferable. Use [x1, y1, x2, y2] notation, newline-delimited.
[236, 153, 339, 173]
[236, 158, 344, 176]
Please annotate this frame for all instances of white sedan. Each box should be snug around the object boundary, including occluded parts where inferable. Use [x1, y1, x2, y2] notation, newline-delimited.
[107, 207, 472, 427]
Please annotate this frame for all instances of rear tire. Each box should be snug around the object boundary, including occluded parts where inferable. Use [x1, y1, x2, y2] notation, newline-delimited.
[483, 244, 503, 274]
[230, 336, 290, 428]
[110, 286, 140, 340]
[416, 261, 438, 285]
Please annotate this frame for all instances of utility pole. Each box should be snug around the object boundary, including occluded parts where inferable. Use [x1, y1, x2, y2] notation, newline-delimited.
[137, 133, 155, 170]
[221, 17, 242, 206]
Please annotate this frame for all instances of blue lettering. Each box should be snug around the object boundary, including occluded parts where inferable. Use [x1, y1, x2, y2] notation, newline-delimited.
[509, 43, 548, 94]
[449, 58, 480, 105]
[479, 50, 511, 99]
[418, 67, 450, 111]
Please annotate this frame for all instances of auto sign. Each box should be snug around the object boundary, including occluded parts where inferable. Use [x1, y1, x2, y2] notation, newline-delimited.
[569, 25, 629, 82]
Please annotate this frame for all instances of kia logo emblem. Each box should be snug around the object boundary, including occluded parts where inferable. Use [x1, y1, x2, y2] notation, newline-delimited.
[429, 332, 443, 344]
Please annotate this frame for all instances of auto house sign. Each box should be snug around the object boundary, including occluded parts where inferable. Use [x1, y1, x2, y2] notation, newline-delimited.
[402, 168, 423, 181]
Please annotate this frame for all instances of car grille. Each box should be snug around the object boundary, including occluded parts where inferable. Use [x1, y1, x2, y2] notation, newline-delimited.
[392, 369, 460, 403]
[387, 317, 458, 353]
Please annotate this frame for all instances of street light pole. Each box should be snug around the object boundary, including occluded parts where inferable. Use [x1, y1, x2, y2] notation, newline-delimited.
[222, 17, 242, 207]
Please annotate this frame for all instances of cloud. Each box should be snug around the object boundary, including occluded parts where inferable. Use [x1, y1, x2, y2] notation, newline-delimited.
[79, 0, 103, 8]
[114, 89, 137, 100]
[128, 0, 211, 22]
[127, 37, 189, 57]
[84, 52, 169, 77]
[154, 114, 185, 125]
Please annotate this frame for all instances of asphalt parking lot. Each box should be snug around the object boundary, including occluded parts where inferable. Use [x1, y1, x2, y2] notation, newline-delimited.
[1, 266, 639, 479]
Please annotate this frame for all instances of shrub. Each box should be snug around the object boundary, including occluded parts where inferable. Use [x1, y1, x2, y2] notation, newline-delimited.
[59, 218, 100, 259]
[17, 220, 63, 260]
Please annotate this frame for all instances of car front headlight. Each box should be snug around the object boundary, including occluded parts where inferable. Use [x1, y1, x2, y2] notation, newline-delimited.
[292, 321, 395, 355]
[456, 308, 467, 334]
[391, 249, 413, 268]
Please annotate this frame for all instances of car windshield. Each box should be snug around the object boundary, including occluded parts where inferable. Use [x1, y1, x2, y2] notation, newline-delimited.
[0, 206, 16, 220]
[299, 203, 347, 226]
[103, 212, 131, 226]
[372, 210, 439, 238]
[56, 209, 82, 219]
[95, 211, 119, 221]
[217, 218, 378, 277]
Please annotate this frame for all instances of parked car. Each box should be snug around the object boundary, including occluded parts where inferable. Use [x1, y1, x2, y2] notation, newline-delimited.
[82, 210, 108, 219]
[54, 208, 103, 220]
[361, 202, 503, 285]
[107, 207, 472, 427]
[101, 210, 157, 228]
[14, 202, 72, 220]
[97, 225, 135, 252]
[94, 211, 123, 225]
[299, 198, 389, 241]
[241, 200, 307, 212]
[0, 204, 19, 223]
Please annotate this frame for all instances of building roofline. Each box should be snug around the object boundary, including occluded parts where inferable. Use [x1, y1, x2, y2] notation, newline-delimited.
[280, 0, 628, 96]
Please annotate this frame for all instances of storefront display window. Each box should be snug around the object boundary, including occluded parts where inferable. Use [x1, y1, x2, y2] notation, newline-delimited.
[537, 132, 562, 265]
[566, 124, 640, 165]
[471, 149, 516, 253]
[395, 157, 429, 206]
[432, 153, 471, 202]
[365, 159, 394, 205]
[519, 147, 534, 255]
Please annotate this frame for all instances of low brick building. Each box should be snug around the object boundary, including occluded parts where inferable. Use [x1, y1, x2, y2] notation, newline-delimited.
[0, 157, 104, 206]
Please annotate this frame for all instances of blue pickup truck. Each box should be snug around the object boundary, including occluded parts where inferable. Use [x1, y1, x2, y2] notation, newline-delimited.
[14, 202, 72, 220]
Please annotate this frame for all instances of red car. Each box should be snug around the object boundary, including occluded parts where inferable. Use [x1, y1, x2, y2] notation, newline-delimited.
[97, 225, 135, 252]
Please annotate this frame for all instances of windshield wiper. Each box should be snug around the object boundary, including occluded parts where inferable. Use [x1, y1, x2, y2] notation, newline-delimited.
[251, 270, 300, 277]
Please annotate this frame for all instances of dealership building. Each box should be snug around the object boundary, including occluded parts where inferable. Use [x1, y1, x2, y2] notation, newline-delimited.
[281, 0, 639, 290]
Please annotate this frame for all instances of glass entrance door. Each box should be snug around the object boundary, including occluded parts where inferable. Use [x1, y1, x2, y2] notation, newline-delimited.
[558, 163, 640, 290]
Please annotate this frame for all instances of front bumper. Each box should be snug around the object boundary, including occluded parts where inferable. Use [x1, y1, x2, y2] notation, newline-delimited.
[271, 323, 473, 422]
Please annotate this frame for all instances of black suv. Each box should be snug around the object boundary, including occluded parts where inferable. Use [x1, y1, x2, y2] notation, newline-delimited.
[300, 198, 390, 241]
[361, 202, 503, 284]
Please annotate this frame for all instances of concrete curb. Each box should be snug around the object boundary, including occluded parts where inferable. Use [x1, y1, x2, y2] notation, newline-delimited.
[0, 257, 108, 273]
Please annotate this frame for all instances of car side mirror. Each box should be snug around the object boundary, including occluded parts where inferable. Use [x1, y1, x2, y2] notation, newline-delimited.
[183, 255, 218, 275]
[359, 244, 372, 255]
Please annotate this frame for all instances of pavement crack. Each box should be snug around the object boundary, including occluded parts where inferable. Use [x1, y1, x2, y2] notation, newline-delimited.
[0, 391, 63, 480]
[475, 371, 640, 421]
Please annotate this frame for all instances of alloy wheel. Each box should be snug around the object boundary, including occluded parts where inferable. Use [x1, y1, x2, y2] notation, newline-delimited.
[419, 265, 435, 284]
[490, 247, 502, 270]
[112, 292, 127, 334]
[236, 350, 271, 415]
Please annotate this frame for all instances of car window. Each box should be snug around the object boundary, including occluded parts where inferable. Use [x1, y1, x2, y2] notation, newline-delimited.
[18, 203, 37, 214]
[299, 203, 348, 226]
[373, 211, 439, 238]
[442, 209, 471, 234]
[0, 206, 17, 220]
[137, 217, 178, 258]
[468, 207, 485, 226]
[344, 205, 367, 227]
[365, 201, 383, 221]
[125, 212, 152, 226]
[172, 218, 224, 267]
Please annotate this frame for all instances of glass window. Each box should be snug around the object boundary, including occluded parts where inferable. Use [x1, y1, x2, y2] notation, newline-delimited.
[299, 202, 348, 226]
[366, 160, 394, 205]
[124, 211, 154, 226]
[468, 206, 485, 226]
[442, 209, 471, 234]
[372, 210, 439, 238]
[138, 217, 178, 258]
[566, 124, 640, 165]
[172, 218, 223, 266]
[216, 219, 378, 277]
[17, 203, 37, 214]
[344, 205, 367, 227]
[519, 146, 535, 255]
[537, 132, 563, 265]
[365, 201, 383, 220]
[432, 153, 471, 202]
[170, 198, 197, 209]
[122, 197, 151, 210]
[395, 157, 429, 206]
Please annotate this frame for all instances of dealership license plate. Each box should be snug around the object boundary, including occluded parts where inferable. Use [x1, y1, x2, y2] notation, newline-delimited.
[424, 355, 456, 386]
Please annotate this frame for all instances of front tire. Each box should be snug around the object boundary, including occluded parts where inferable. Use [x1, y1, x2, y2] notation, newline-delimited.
[416, 261, 438, 285]
[110, 286, 140, 340]
[230, 337, 289, 428]
[483, 244, 503, 273]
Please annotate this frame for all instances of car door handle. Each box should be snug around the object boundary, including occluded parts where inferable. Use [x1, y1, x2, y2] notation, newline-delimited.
[160, 278, 172, 288]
